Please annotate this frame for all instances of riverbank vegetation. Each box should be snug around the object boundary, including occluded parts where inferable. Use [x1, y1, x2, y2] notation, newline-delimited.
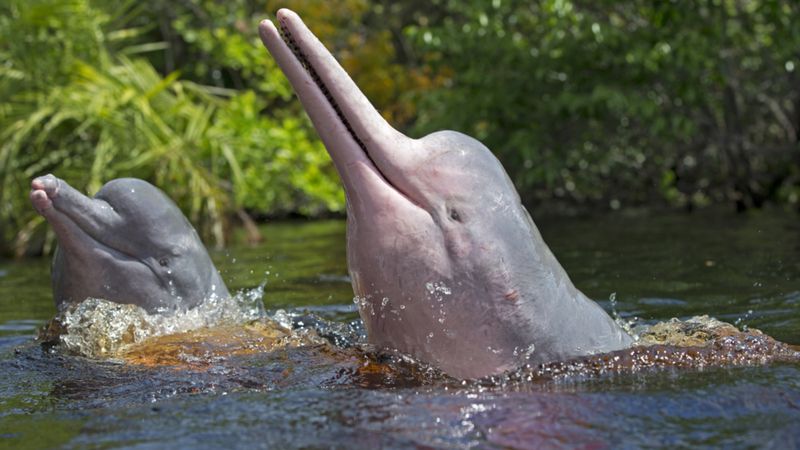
[2, 0, 798, 255]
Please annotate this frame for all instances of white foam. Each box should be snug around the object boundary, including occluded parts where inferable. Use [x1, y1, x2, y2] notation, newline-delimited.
[50, 287, 267, 358]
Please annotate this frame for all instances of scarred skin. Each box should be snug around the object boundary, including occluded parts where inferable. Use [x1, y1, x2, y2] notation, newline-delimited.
[258, 9, 633, 379]
[30, 174, 228, 313]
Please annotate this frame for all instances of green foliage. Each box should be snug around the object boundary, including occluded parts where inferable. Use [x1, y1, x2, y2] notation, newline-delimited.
[2, 0, 799, 255]
[208, 91, 343, 216]
[0, 0, 344, 255]
[2, 54, 232, 251]
[409, 0, 800, 210]
[139, 0, 295, 96]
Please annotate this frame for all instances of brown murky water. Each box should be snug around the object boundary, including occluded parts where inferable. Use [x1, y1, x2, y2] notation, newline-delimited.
[1, 212, 799, 449]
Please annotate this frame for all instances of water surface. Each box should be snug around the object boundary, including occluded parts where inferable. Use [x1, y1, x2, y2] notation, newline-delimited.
[0, 211, 798, 449]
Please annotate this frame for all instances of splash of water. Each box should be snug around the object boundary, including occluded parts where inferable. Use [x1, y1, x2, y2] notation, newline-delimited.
[734, 309, 754, 331]
[477, 315, 800, 388]
[40, 287, 268, 359]
[607, 291, 641, 341]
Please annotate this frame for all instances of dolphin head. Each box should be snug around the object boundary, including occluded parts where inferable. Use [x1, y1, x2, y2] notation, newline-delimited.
[30, 175, 228, 312]
[341, 128, 559, 379]
[260, 10, 632, 378]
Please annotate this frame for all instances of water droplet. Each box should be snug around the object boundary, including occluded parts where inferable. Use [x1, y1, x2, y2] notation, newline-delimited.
[425, 281, 452, 305]
[609, 292, 621, 320]
[487, 346, 503, 354]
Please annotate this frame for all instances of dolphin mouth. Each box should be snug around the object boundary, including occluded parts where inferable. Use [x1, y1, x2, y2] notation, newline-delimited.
[276, 20, 370, 159]
[34, 181, 165, 287]
[52, 205, 150, 270]
[62, 213, 126, 257]
[275, 17, 393, 191]
[263, 10, 423, 210]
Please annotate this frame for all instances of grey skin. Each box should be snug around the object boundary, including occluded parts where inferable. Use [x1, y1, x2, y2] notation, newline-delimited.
[30, 174, 228, 313]
[259, 9, 633, 379]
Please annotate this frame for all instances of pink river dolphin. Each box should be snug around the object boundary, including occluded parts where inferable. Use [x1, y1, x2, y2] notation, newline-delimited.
[259, 9, 633, 379]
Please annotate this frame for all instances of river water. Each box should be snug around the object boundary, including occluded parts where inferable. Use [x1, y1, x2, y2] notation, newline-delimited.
[0, 210, 798, 449]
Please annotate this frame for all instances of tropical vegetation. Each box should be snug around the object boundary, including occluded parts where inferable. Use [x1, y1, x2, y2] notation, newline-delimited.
[1, 0, 798, 255]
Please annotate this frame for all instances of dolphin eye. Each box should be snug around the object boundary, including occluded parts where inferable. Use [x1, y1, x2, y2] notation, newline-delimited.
[158, 258, 169, 267]
[449, 208, 462, 222]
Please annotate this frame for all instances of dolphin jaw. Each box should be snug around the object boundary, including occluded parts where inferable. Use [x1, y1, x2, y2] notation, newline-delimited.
[270, 11, 428, 213]
[66, 213, 165, 281]
[276, 19, 369, 155]
[41, 193, 170, 293]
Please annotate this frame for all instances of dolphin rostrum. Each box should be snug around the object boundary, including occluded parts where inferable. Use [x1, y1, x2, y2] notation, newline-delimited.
[259, 9, 633, 378]
[30, 174, 229, 313]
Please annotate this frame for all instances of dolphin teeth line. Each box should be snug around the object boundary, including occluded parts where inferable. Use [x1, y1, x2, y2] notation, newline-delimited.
[277, 20, 367, 153]
[277, 18, 426, 211]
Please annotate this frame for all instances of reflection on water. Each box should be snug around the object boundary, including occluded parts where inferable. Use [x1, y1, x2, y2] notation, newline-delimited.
[0, 212, 798, 448]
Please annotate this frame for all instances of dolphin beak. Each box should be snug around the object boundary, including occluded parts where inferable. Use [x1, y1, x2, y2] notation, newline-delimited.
[258, 9, 418, 202]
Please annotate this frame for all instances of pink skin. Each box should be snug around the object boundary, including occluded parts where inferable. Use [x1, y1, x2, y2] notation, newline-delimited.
[30, 178, 56, 213]
[259, 10, 633, 379]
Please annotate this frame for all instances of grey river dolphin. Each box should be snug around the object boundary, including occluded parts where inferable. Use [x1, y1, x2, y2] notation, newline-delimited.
[30, 174, 228, 313]
[259, 10, 633, 379]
